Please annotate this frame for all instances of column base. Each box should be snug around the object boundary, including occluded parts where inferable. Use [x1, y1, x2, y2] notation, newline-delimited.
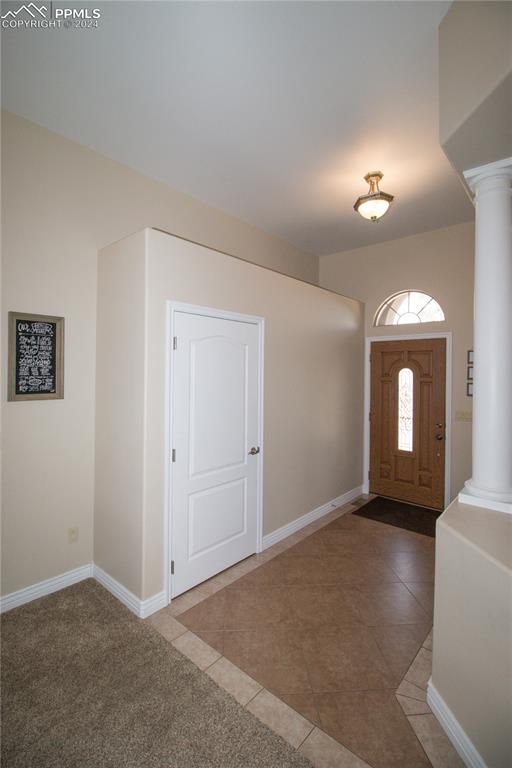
[459, 479, 512, 515]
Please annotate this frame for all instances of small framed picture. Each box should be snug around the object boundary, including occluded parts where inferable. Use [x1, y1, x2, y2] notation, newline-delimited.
[467, 350, 474, 364]
[8, 312, 65, 401]
[467, 382, 473, 397]
[467, 365, 473, 380]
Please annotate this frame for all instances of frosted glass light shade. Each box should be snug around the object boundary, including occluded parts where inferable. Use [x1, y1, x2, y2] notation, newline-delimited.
[354, 171, 394, 222]
[357, 198, 390, 221]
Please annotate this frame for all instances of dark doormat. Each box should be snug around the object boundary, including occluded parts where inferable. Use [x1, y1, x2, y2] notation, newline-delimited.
[353, 496, 442, 537]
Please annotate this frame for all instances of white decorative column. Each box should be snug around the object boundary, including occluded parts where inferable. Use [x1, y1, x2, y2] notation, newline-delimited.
[459, 158, 512, 514]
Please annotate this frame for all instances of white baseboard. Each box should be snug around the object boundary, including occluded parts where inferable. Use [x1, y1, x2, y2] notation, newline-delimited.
[139, 590, 168, 618]
[427, 680, 487, 768]
[0, 563, 93, 614]
[262, 485, 363, 550]
[1, 562, 166, 619]
[93, 564, 166, 619]
[2, 486, 363, 617]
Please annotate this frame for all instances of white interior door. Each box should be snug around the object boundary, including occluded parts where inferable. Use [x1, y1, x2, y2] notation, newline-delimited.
[170, 308, 262, 597]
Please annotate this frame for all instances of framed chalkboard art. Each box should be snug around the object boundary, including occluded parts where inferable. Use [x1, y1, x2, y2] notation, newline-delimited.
[8, 312, 64, 401]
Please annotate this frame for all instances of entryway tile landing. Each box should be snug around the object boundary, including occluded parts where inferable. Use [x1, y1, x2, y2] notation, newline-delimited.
[148, 499, 461, 768]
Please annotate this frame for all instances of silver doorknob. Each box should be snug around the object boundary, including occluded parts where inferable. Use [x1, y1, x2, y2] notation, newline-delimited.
[248, 446, 260, 455]
[435, 434, 444, 441]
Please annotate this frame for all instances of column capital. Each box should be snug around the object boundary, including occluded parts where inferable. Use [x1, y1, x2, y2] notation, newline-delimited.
[464, 157, 512, 193]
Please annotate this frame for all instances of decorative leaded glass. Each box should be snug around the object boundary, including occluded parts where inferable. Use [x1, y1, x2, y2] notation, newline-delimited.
[375, 291, 445, 326]
[398, 368, 413, 452]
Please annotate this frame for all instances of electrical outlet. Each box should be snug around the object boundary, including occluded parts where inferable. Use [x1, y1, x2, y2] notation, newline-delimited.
[68, 527, 79, 543]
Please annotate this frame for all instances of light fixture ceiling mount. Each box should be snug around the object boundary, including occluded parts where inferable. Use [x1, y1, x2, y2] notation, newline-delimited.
[354, 171, 394, 222]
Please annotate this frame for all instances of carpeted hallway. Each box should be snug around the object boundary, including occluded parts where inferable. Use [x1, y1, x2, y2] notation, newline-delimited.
[0, 580, 314, 768]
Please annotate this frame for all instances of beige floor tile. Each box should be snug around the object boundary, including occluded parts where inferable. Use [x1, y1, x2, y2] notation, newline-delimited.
[222, 560, 256, 580]
[408, 714, 465, 768]
[395, 693, 431, 715]
[178, 590, 227, 632]
[207, 569, 239, 588]
[265, 540, 293, 557]
[315, 690, 431, 768]
[168, 590, 207, 616]
[193, 628, 226, 656]
[423, 628, 433, 650]
[299, 727, 371, 768]
[246, 689, 314, 748]
[395, 679, 428, 702]
[252, 550, 275, 565]
[279, 693, 323, 728]
[147, 610, 187, 642]
[172, 630, 221, 670]
[206, 656, 262, 705]
[193, 579, 224, 597]
[405, 647, 432, 691]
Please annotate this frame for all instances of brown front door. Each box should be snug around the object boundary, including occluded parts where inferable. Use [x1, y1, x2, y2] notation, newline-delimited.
[370, 338, 446, 510]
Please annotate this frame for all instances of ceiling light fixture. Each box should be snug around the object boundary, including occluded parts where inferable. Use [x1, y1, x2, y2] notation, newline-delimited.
[354, 171, 394, 222]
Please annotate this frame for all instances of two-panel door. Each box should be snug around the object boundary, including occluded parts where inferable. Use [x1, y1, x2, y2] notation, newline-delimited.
[370, 338, 446, 510]
[170, 310, 262, 597]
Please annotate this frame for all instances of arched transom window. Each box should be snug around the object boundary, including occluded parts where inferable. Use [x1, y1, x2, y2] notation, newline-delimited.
[375, 291, 445, 327]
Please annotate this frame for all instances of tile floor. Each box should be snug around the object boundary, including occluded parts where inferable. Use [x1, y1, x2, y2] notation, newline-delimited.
[148, 498, 464, 768]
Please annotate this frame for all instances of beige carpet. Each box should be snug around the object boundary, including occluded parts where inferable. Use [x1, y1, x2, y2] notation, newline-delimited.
[1, 580, 313, 768]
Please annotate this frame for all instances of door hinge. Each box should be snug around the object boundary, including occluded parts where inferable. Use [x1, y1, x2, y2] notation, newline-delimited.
[172, 449, 176, 462]
[173, 336, 177, 350]
[369, 411, 371, 421]
[171, 560, 175, 575]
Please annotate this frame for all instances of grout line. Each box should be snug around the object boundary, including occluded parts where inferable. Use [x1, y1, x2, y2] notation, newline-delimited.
[296, 723, 315, 751]
[203, 654, 220, 672]
[397, 687, 429, 703]
[243, 687, 263, 709]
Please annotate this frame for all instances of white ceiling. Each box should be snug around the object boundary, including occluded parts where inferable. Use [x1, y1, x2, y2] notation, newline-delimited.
[1, 0, 474, 256]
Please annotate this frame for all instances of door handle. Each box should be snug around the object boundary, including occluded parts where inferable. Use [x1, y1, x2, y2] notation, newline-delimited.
[435, 434, 444, 441]
[248, 446, 260, 455]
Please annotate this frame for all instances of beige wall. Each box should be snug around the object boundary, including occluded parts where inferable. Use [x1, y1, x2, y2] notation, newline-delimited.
[439, 1, 512, 173]
[94, 232, 146, 597]
[439, 1, 512, 146]
[319, 222, 475, 502]
[432, 499, 512, 767]
[1, 111, 317, 597]
[96, 229, 363, 599]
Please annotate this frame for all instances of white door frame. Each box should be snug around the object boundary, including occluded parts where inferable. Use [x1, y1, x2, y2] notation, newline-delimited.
[363, 332, 452, 509]
[164, 301, 265, 605]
